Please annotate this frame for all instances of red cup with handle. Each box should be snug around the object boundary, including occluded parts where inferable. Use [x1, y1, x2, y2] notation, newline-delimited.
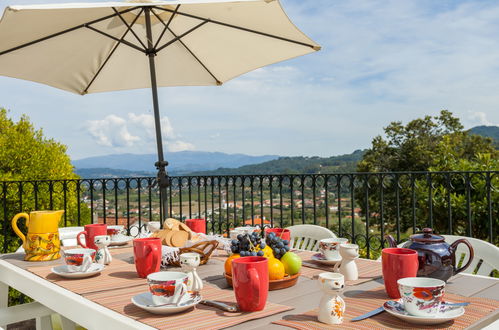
[133, 237, 162, 278]
[232, 256, 269, 311]
[76, 224, 107, 251]
[382, 248, 419, 298]
[185, 218, 206, 234]
[265, 228, 290, 242]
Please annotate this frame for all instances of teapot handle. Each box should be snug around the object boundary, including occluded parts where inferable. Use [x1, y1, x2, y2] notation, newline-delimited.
[451, 239, 474, 275]
[384, 234, 397, 248]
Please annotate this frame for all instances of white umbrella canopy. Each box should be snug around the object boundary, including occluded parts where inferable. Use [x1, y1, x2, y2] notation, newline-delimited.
[0, 0, 320, 94]
[0, 0, 320, 219]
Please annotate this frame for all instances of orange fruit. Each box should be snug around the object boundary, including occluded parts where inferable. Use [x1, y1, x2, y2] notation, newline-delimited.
[224, 253, 240, 276]
[268, 257, 285, 280]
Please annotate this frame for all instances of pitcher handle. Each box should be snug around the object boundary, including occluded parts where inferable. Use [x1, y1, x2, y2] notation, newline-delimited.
[11, 212, 29, 245]
[76, 231, 88, 248]
[451, 239, 474, 275]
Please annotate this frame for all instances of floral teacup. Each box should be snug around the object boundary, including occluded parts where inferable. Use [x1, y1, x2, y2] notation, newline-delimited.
[319, 238, 348, 261]
[147, 271, 189, 306]
[397, 277, 445, 317]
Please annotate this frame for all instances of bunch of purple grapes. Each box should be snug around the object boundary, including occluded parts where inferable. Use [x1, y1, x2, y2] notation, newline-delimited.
[265, 232, 290, 259]
[230, 232, 266, 257]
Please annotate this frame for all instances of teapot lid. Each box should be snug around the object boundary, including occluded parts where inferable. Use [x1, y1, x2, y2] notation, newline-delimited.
[410, 228, 445, 243]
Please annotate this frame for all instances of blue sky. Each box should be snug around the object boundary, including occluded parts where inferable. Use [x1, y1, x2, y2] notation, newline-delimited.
[1, 0, 499, 160]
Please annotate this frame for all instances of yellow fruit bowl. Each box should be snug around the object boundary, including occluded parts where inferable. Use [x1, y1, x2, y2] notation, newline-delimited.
[223, 272, 300, 291]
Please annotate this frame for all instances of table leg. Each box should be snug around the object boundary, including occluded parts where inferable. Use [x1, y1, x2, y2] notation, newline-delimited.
[36, 315, 52, 330]
[0, 282, 7, 329]
[60, 314, 77, 330]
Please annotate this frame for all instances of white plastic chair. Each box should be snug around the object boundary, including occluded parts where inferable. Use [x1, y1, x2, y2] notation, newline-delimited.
[442, 235, 499, 277]
[59, 226, 84, 247]
[286, 224, 337, 252]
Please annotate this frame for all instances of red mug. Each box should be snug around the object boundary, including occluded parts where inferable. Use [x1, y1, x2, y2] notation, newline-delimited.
[382, 248, 419, 298]
[133, 237, 162, 278]
[185, 218, 206, 234]
[76, 224, 107, 251]
[232, 256, 269, 311]
[265, 228, 290, 242]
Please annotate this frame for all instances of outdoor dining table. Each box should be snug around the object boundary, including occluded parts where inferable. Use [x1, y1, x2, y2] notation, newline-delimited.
[1, 244, 498, 330]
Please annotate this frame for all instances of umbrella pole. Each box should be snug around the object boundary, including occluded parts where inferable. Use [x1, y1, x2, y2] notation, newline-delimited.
[145, 7, 169, 224]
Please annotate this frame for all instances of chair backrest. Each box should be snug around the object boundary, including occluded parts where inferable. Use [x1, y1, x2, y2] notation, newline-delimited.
[59, 226, 85, 247]
[442, 235, 499, 277]
[286, 224, 337, 251]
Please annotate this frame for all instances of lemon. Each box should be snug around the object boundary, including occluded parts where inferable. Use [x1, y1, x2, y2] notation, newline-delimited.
[268, 257, 285, 280]
[262, 245, 274, 258]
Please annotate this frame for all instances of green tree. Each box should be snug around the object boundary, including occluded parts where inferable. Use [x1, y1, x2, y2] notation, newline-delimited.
[0, 108, 90, 253]
[356, 110, 498, 243]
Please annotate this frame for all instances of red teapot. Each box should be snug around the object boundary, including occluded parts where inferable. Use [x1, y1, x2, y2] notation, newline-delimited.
[385, 228, 474, 282]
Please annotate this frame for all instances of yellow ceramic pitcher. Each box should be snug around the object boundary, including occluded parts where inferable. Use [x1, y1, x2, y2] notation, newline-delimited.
[11, 210, 64, 261]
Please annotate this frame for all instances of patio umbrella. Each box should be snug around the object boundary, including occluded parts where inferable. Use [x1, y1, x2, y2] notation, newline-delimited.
[0, 0, 320, 219]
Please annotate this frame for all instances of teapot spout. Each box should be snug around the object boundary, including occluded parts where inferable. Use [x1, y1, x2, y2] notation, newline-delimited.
[384, 234, 398, 248]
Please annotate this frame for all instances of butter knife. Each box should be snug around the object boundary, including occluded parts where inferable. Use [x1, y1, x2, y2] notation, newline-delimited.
[351, 306, 384, 321]
[199, 300, 239, 312]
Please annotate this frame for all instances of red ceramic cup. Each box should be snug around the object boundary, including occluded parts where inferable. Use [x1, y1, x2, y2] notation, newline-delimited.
[185, 218, 206, 234]
[133, 237, 162, 278]
[265, 228, 290, 241]
[76, 224, 107, 251]
[232, 256, 269, 312]
[382, 248, 419, 299]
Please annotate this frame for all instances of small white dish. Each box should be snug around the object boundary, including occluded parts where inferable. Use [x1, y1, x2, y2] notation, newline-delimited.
[383, 300, 465, 325]
[131, 292, 201, 315]
[109, 235, 133, 246]
[311, 253, 341, 265]
[51, 263, 105, 279]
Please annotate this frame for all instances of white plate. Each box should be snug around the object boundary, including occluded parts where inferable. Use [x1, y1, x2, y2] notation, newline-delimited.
[131, 292, 202, 315]
[109, 235, 133, 246]
[311, 253, 341, 265]
[383, 300, 465, 325]
[52, 263, 105, 279]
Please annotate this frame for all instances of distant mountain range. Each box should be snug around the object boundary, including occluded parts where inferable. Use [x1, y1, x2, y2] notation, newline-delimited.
[189, 150, 366, 176]
[73, 151, 279, 178]
[74, 126, 499, 178]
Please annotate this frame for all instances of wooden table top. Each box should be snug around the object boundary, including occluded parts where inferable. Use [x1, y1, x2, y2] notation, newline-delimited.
[2, 247, 498, 330]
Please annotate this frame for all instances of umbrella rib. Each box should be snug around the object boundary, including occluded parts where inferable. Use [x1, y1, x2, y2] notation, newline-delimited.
[151, 6, 320, 50]
[85, 25, 146, 54]
[168, 27, 222, 85]
[112, 8, 147, 50]
[83, 9, 145, 94]
[152, 5, 181, 50]
[0, 6, 140, 57]
[156, 20, 209, 54]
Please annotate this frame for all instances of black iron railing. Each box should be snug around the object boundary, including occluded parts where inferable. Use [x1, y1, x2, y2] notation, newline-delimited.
[1, 171, 497, 259]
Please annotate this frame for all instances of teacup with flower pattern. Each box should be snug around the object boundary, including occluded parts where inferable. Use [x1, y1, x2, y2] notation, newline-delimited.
[397, 277, 445, 317]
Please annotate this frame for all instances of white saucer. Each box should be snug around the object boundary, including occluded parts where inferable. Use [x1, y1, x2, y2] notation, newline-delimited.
[311, 253, 341, 265]
[383, 300, 465, 325]
[131, 292, 202, 315]
[109, 235, 133, 246]
[52, 263, 105, 279]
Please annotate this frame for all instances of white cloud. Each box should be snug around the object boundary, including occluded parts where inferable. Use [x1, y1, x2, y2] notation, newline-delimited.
[85, 113, 195, 152]
[168, 141, 195, 152]
[86, 115, 140, 147]
[467, 111, 496, 126]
